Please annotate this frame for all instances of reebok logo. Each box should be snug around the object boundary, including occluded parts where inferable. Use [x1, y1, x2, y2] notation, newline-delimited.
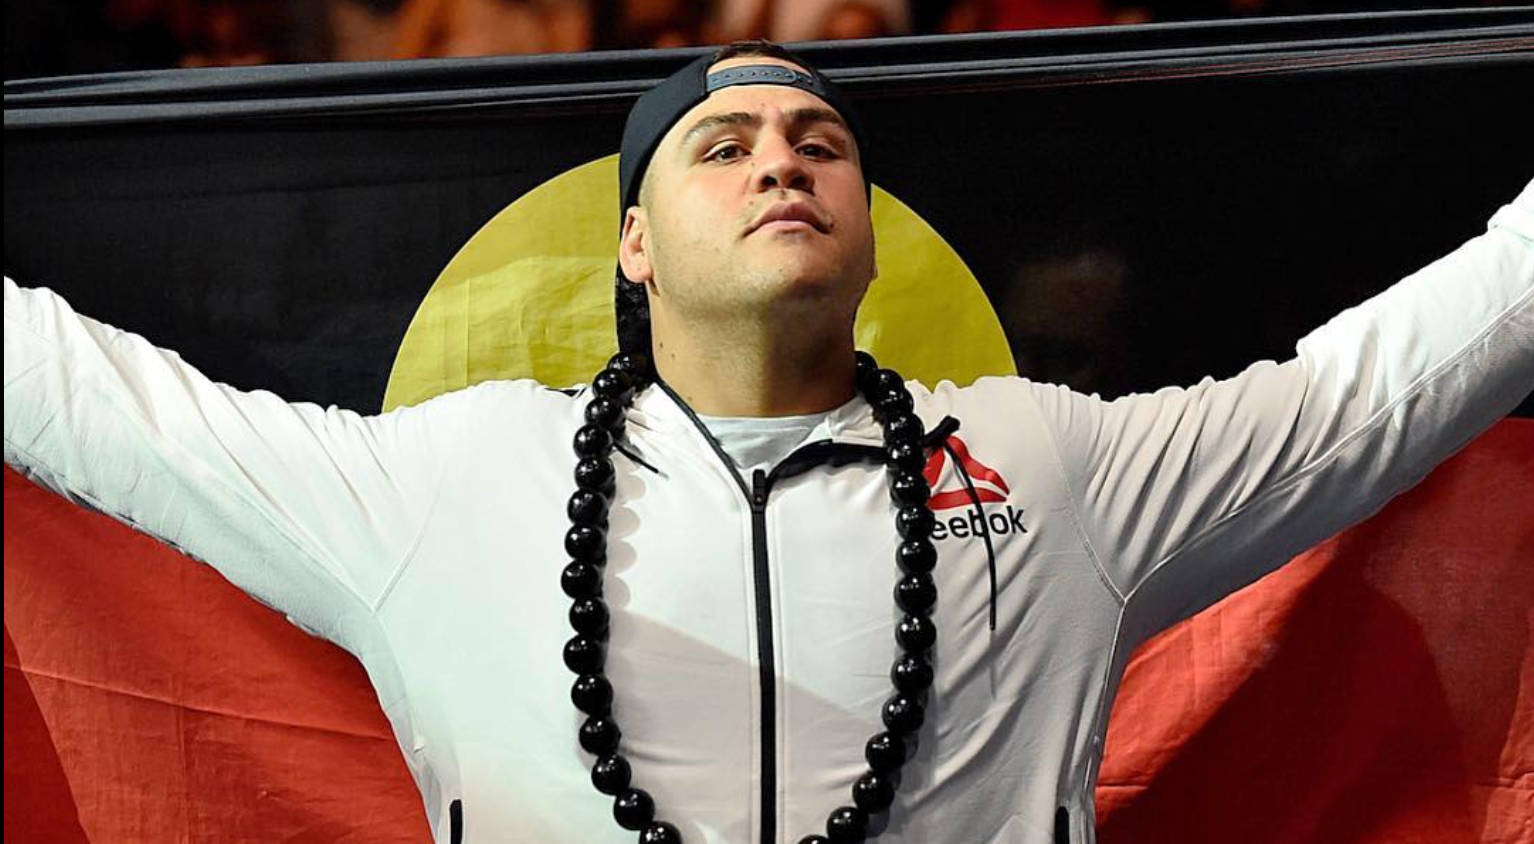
[923, 436, 1008, 510]
[922, 436, 1026, 542]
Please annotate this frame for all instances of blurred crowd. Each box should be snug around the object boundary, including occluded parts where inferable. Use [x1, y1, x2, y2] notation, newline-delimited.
[5, 0, 1502, 78]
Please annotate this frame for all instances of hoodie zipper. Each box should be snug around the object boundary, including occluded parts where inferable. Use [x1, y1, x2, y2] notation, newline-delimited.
[749, 468, 778, 844]
[648, 381, 943, 844]
[651, 381, 781, 843]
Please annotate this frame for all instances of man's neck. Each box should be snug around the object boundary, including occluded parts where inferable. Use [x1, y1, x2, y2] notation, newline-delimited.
[651, 321, 856, 418]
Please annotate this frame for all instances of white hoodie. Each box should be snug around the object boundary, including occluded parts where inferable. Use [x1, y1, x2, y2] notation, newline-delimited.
[5, 180, 1532, 843]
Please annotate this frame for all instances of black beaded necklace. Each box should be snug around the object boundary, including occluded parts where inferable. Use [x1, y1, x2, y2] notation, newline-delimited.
[561, 350, 937, 844]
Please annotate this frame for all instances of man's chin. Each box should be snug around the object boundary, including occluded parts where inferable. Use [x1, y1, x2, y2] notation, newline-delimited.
[728, 246, 869, 303]
[745, 247, 842, 282]
[757, 273, 862, 315]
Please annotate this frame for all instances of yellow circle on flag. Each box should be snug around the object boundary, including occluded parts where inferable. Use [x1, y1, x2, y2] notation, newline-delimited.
[384, 154, 1014, 412]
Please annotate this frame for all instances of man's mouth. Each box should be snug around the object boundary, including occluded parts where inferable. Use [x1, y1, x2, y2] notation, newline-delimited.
[748, 201, 829, 235]
[756, 219, 818, 233]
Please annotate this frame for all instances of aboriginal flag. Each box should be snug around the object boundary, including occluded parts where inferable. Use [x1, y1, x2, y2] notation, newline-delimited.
[5, 10, 1533, 842]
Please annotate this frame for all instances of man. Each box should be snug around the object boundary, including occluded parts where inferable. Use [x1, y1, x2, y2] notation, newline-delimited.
[5, 39, 1532, 844]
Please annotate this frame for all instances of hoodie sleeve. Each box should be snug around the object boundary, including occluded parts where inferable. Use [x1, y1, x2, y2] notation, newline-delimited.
[4, 277, 479, 652]
[1026, 178, 1534, 645]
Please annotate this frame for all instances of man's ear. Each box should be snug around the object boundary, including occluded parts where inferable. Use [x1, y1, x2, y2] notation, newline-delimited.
[618, 206, 653, 286]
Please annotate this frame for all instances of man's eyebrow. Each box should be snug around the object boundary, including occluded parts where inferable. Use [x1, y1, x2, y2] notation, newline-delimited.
[679, 111, 759, 151]
[677, 107, 850, 152]
[787, 107, 849, 135]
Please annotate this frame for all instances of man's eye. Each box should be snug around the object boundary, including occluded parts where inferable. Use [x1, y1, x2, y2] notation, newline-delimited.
[706, 144, 744, 162]
[799, 143, 835, 159]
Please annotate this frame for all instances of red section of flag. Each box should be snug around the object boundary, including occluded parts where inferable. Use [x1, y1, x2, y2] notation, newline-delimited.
[1098, 418, 1534, 843]
[3, 468, 430, 843]
[4, 625, 89, 843]
[3, 420, 1531, 842]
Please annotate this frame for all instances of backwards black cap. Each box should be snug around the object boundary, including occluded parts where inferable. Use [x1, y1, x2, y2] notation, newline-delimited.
[614, 48, 872, 357]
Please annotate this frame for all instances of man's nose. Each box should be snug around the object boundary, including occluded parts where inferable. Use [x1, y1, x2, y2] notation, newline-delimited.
[752, 136, 813, 194]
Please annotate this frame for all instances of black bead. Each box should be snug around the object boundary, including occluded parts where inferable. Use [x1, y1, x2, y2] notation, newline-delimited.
[881, 694, 926, 735]
[872, 368, 904, 394]
[571, 674, 613, 716]
[640, 821, 682, 843]
[825, 806, 869, 842]
[800, 837, 831, 844]
[889, 472, 930, 507]
[593, 369, 635, 402]
[574, 456, 616, 493]
[567, 489, 608, 526]
[895, 506, 935, 540]
[565, 524, 606, 562]
[895, 539, 937, 574]
[578, 715, 621, 755]
[573, 424, 613, 457]
[872, 388, 914, 421]
[608, 351, 651, 379]
[884, 412, 924, 443]
[852, 771, 897, 813]
[867, 384, 896, 412]
[613, 788, 655, 830]
[563, 635, 605, 674]
[885, 441, 926, 474]
[854, 350, 878, 381]
[895, 614, 937, 652]
[561, 561, 602, 599]
[893, 574, 936, 616]
[569, 598, 611, 636]
[585, 395, 625, 429]
[890, 653, 934, 695]
[591, 753, 632, 795]
[864, 731, 907, 772]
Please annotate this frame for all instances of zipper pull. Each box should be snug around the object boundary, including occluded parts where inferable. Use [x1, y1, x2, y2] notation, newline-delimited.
[751, 468, 769, 510]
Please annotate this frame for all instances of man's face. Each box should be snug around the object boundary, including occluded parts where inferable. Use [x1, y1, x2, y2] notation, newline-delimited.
[618, 55, 877, 326]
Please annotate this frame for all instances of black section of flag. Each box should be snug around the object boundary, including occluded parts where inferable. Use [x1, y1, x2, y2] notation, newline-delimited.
[6, 11, 1532, 413]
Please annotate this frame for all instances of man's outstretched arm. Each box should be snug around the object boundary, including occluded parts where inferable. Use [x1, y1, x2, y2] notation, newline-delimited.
[4, 277, 485, 653]
[1022, 177, 1534, 646]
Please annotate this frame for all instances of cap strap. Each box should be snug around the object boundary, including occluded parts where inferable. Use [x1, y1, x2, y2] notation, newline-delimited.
[705, 65, 831, 98]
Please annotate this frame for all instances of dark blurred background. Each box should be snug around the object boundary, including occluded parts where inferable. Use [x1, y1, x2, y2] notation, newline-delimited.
[6, 0, 1524, 78]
